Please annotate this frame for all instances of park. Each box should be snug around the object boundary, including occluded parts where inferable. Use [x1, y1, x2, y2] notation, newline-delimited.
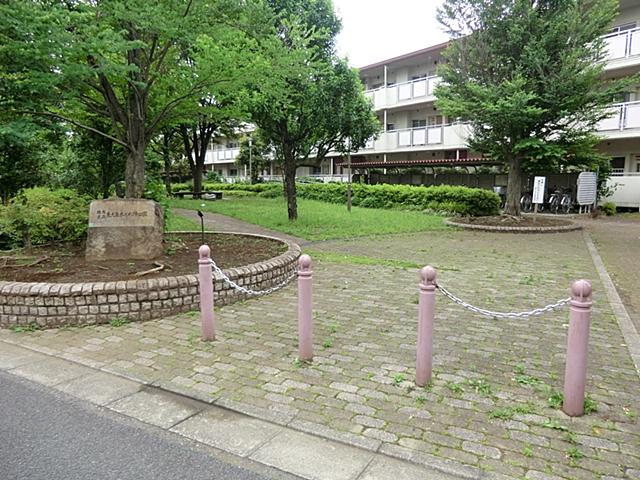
[1, 1, 639, 480]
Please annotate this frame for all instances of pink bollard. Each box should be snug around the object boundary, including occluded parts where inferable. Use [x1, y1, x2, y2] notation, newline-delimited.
[416, 265, 437, 387]
[298, 254, 313, 361]
[198, 245, 215, 341]
[563, 279, 593, 417]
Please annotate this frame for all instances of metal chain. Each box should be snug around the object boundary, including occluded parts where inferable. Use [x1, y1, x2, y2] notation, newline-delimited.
[436, 283, 571, 319]
[209, 258, 297, 296]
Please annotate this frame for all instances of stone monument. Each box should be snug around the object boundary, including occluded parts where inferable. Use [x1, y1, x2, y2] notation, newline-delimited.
[86, 199, 164, 260]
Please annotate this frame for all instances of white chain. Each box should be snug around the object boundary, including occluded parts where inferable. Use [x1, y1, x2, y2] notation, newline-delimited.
[436, 283, 571, 319]
[210, 259, 297, 296]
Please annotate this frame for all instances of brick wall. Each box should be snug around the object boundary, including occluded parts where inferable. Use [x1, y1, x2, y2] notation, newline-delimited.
[0, 236, 300, 329]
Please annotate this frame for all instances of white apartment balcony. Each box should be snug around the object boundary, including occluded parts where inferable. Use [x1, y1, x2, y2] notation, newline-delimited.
[603, 27, 640, 70]
[365, 75, 441, 111]
[597, 101, 640, 139]
[359, 123, 470, 154]
[205, 147, 240, 165]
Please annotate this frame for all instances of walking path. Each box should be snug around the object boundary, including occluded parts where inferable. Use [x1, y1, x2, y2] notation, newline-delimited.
[174, 208, 309, 246]
[2, 211, 639, 480]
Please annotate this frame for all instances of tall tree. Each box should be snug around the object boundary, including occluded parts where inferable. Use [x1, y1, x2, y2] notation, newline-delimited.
[250, 0, 379, 220]
[436, 0, 633, 215]
[0, 0, 267, 198]
[179, 98, 243, 197]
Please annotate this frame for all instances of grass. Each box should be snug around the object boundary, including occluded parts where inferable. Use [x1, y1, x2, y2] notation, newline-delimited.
[169, 197, 447, 241]
[166, 213, 200, 232]
[108, 317, 130, 327]
[9, 322, 41, 333]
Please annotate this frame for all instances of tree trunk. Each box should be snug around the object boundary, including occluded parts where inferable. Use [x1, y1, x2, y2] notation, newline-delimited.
[504, 156, 522, 216]
[193, 163, 203, 199]
[283, 149, 298, 221]
[125, 147, 146, 198]
[163, 134, 172, 195]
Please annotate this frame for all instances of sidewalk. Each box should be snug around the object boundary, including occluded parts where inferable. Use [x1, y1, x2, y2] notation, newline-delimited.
[2, 225, 639, 479]
[0, 342, 458, 480]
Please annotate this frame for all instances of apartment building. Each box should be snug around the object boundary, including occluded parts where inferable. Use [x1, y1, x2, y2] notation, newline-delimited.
[204, 1, 640, 206]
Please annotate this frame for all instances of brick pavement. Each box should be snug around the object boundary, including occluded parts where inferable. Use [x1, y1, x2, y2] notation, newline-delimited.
[1, 228, 639, 479]
[580, 216, 640, 332]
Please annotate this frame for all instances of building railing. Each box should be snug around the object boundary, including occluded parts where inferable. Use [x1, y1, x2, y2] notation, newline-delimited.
[611, 171, 640, 176]
[365, 75, 440, 109]
[361, 123, 470, 152]
[604, 27, 640, 61]
[205, 147, 240, 164]
[597, 101, 640, 132]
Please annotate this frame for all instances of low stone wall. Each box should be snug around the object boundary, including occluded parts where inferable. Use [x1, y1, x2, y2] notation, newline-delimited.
[0, 233, 300, 329]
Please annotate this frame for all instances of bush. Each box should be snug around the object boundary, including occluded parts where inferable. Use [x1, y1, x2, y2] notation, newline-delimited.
[295, 183, 500, 216]
[0, 187, 90, 249]
[190, 182, 500, 216]
[205, 170, 223, 183]
[600, 201, 616, 216]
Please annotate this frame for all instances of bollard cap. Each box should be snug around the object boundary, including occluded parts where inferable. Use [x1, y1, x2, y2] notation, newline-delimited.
[420, 265, 437, 284]
[198, 244, 211, 259]
[298, 254, 312, 271]
[571, 279, 592, 301]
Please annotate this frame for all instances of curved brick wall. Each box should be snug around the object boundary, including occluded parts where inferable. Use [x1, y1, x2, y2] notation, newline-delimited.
[0, 233, 300, 329]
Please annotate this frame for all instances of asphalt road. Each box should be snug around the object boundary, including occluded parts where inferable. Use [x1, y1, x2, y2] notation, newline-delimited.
[0, 371, 288, 480]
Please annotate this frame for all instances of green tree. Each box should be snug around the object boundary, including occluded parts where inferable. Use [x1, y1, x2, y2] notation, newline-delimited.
[179, 98, 243, 197]
[0, 121, 47, 203]
[250, 0, 379, 220]
[0, 0, 267, 199]
[436, 0, 632, 215]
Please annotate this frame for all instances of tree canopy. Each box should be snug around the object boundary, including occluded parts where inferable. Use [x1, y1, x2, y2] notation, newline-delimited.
[436, 0, 633, 215]
[0, 0, 268, 198]
[249, 0, 380, 220]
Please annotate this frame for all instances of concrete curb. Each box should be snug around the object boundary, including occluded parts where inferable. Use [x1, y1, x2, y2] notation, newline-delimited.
[583, 231, 640, 378]
[445, 219, 582, 233]
[0, 339, 470, 480]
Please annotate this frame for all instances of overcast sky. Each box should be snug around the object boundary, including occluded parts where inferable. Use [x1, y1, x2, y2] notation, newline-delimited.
[333, 0, 450, 68]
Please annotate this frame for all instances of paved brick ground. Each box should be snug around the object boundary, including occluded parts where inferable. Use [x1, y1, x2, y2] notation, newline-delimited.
[2, 228, 639, 480]
[581, 216, 640, 332]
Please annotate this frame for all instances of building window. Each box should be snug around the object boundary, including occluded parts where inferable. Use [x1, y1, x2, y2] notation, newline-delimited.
[312, 166, 321, 174]
[427, 115, 443, 126]
[611, 157, 625, 174]
[386, 123, 395, 131]
[411, 73, 427, 81]
[412, 119, 427, 128]
[227, 142, 238, 149]
[371, 82, 383, 89]
[229, 169, 238, 176]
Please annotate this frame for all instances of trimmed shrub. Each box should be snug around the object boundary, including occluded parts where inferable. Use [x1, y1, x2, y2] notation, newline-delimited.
[296, 183, 500, 216]
[0, 187, 90, 249]
[172, 181, 500, 216]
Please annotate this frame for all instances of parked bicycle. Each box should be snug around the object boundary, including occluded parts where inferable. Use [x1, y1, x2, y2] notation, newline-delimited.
[548, 187, 572, 214]
[520, 191, 533, 213]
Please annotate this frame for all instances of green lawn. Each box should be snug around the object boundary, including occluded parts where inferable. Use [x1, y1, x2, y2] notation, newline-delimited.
[166, 212, 200, 231]
[169, 196, 447, 241]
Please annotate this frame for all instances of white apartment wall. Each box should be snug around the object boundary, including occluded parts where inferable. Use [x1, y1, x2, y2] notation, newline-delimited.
[614, 5, 640, 26]
[599, 138, 640, 172]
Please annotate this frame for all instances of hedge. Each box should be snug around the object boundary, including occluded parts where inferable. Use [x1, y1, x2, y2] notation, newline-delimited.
[296, 183, 500, 216]
[172, 181, 500, 216]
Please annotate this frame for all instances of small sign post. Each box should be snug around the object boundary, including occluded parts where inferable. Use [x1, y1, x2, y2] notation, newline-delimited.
[532, 176, 546, 222]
